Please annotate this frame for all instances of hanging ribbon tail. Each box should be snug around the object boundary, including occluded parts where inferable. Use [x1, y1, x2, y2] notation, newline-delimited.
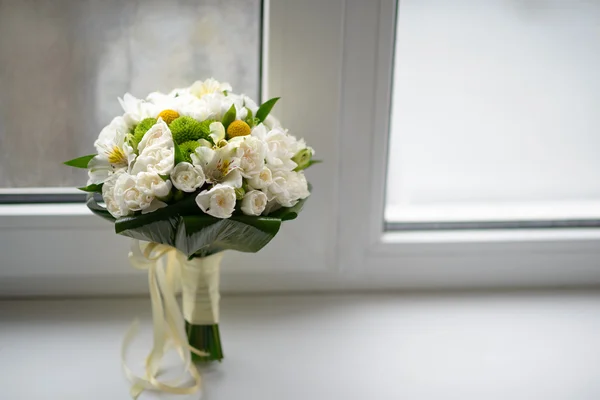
[121, 239, 209, 399]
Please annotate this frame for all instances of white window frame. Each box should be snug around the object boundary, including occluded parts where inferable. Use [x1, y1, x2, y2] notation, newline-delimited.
[337, 0, 600, 288]
[2, 0, 600, 297]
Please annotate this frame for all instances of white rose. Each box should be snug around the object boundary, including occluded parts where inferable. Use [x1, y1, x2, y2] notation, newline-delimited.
[131, 147, 175, 176]
[136, 172, 172, 198]
[195, 184, 237, 219]
[114, 173, 153, 212]
[286, 170, 310, 202]
[131, 119, 175, 176]
[137, 119, 172, 153]
[170, 162, 206, 192]
[231, 136, 267, 177]
[241, 190, 268, 216]
[253, 125, 297, 172]
[247, 166, 273, 190]
[102, 171, 129, 218]
[267, 170, 310, 207]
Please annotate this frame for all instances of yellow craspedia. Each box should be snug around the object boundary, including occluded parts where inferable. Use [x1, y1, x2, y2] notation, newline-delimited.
[226, 120, 251, 139]
[157, 109, 180, 125]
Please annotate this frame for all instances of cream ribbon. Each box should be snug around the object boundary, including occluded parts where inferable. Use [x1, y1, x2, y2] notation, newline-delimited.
[122, 240, 212, 399]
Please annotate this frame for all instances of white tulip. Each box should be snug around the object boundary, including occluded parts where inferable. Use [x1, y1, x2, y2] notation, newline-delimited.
[247, 166, 273, 190]
[241, 190, 268, 216]
[114, 173, 153, 212]
[136, 172, 172, 198]
[170, 162, 206, 192]
[195, 184, 237, 219]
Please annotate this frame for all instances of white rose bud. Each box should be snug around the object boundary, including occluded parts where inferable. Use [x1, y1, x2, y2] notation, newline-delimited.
[136, 171, 172, 198]
[247, 166, 273, 190]
[241, 190, 268, 216]
[195, 184, 236, 219]
[114, 173, 153, 212]
[171, 162, 206, 192]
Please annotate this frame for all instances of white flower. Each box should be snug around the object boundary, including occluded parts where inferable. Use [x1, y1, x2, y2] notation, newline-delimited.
[192, 142, 242, 188]
[189, 78, 232, 98]
[247, 166, 273, 190]
[170, 162, 205, 192]
[251, 125, 297, 172]
[195, 184, 236, 219]
[88, 116, 135, 185]
[208, 121, 226, 144]
[230, 136, 267, 177]
[102, 170, 129, 218]
[119, 93, 159, 125]
[130, 120, 175, 176]
[142, 199, 169, 214]
[137, 119, 172, 153]
[241, 190, 268, 216]
[136, 172, 172, 198]
[114, 173, 153, 212]
[267, 170, 310, 207]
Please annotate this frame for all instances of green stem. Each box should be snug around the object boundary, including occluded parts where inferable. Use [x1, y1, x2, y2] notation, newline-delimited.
[186, 322, 224, 362]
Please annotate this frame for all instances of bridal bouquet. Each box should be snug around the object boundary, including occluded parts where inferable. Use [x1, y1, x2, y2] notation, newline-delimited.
[65, 78, 316, 397]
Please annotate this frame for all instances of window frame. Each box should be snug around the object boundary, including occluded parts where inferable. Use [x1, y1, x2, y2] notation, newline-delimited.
[336, 0, 600, 287]
[3, 0, 600, 297]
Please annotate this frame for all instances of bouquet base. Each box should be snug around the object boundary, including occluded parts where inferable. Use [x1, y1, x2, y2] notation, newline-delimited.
[186, 322, 224, 362]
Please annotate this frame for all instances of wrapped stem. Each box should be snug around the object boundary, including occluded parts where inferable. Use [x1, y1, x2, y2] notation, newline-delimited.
[180, 252, 224, 362]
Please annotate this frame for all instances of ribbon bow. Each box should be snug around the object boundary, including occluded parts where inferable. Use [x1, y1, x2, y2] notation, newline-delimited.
[122, 240, 208, 399]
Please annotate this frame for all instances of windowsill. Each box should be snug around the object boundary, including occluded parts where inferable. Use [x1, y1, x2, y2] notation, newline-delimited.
[386, 201, 600, 223]
[2, 291, 600, 399]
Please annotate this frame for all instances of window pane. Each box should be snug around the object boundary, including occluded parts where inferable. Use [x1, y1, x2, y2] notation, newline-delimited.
[0, 0, 261, 189]
[386, 0, 600, 223]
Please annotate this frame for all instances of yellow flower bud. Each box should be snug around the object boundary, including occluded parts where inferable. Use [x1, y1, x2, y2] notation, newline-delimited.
[157, 109, 180, 125]
[226, 120, 251, 139]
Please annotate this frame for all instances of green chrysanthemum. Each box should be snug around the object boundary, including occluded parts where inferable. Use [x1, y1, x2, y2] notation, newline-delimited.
[132, 118, 157, 149]
[170, 117, 214, 144]
[179, 140, 201, 163]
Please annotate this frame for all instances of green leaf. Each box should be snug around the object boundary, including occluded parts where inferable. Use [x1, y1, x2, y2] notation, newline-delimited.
[256, 97, 280, 123]
[115, 194, 282, 257]
[78, 183, 103, 193]
[295, 159, 322, 171]
[173, 141, 185, 165]
[86, 194, 116, 223]
[221, 104, 237, 129]
[64, 154, 95, 169]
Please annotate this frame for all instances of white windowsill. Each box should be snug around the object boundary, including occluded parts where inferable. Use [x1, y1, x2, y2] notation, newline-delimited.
[2, 292, 600, 399]
[386, 201, 600, 223]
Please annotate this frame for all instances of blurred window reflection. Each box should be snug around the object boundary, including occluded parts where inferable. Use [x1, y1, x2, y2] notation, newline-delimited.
[0, 0, 261, 189]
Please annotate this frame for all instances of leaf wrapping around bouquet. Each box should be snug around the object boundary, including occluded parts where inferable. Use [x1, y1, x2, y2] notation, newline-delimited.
[86, 184, 310, 257]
